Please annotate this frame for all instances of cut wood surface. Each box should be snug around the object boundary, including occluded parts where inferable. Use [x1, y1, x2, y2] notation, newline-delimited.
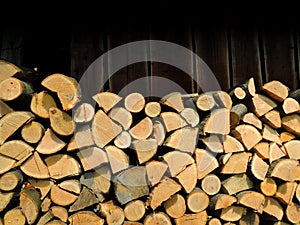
[20, 151, 49, 179]
[77, 147, 108, 171]
[4, 208, 26, 225]
[0, 77, 33, 101]
[93, 92, 122, 113]
[124, 200, 145, 222]
[196, 92, 216, 111]
[160, 111, 187, 132]
[282, 114, 300, 135]
[20, 187, 41, 224]
[186, 188, 209, 213]
[144, 101, 161, 117]
[0, 170, 23, 191]
[200, 108, 230, 135]
[108, 107, 133, 130]
[36, 128, 66, 154]
[132, 139, 157, 164]
[262, 80, 289, 102]
[242, 112, 262, 130]
[201, 174, 221, 195]
[0, 100, 13, 117]
[174, 211, 207, 225]
[144, 212, 172, 225]
[30, 91, 57, 118]
[49, 107, 75, 136]
[175, 163, 197, 193]
[73, 102, 95, 123]
[231, 124, 262, 150]
[282, 97, 300, 114]
[161, 92, 184, 112]
[260, 177, 277, 196]
[124, 92, 145, 113]
[164, 193, 186, 218]
[21, 121, 44, 144]
[129, 117, 153, 140]
[251, 94, 277, 117]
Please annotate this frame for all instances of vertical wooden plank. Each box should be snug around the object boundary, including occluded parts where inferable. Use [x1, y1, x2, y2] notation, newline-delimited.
[194, 26, 230, 92]
[262, 26, 297, 90]
[230, 26, 263, 87]
[149, 25, 194, 96]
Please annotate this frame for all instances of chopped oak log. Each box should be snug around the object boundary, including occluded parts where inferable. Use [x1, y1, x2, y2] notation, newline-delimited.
[108, 107, 133, 130]
[58, 180, 81, 195]
[220, 206, 246, 222]
[286, 202, 300, 224]
[164, 193, 186, 218]
[99, 200, 125, 225]
[144, 101, 161, 117]
[0, 77, 33, 101]
[276, 181, 297, 205]
[28, 179, 54, 199]
[148, 177, 181, 210]
[0, 111, 34, 145]
[152, 120, 166, 146]
[114, 167, 149, 205]
[284, 140, 300, 159]
[222, 135, 245, 153]
[0, 99, 13, 117]
[282, 97, 300, 114]
[180, 107, 199, 127]
[106, 145, 129, 173]
[222, 174, 253, 195]
[186, 187, 209, 213]
[282, 114, 300, 136]
[174, 211, 208, 225]
[220, 152, 251, 174]
[231, 124, 262, 150]
[51, 206, 68, 222]
[144, 212, 172, 225]
[30, 91, 57, 118]
[36, 128, 66, 154]
[230, 103, 248, 128]
[132, 139, 157, 164]
[251, 153, 269, 180]
[201, 174, 221, 195]
[251, 94, 277, 117]
[280, 131, 295, 143]
[41, 73, 80, 110]
[20, 187, 41, 224]
[270, 158, 300, 182]
[0, 191, 14, 212]
[201, 134, 223, 153]
[69, 186, 99, 212]
[195, 148, 219, 179]
[68, 211, 105, 225]
[196, 92, 216, 111]
[129, 117, 153, 140]
[209, 194, 237, 210]
[21, 121, 44, 144]
[263, 197, 284, 220]
[4, 208, 26, 225]
[49, 107, 75, 136]
[164, 126, 198, 154]
[242, 112, 262, 130]
[92, 109, 122, 148]
[260, 177, 277, 196]
[124, 200, 145, 222]
[146, 160, 168, 187]
[160, 111, 187, 132]
[262, 80, 289, 102]
[73, 102, 95, 123]
[163, 151, 194, 176]
[124, 92, 145, 113]
[20, 151, 49, 179]
[93, 92, 122, 113]
[77, 147, 108, 171]
[175, 163, 197, 193]
[263, 110, 281, 129]
[50, 185, 78, 206]
[237, 191, 265, 213]
[114, 131, 132, 149]
[200, 108, 230, 135]
[160, 92, 185, 112]
[45, 154, 81, 180]
[0, 170, 23, 191]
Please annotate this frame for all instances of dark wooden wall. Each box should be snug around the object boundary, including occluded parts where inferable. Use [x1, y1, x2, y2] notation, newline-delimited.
[1, 18, 299, 94]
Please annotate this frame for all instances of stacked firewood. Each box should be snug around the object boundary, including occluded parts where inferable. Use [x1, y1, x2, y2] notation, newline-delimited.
[0, 58, 300, 225]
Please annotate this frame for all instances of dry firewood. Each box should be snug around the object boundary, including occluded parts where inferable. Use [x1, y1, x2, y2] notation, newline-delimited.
[21, 121, 44, 144]
[114, 131, 131, 149]
[280, 131, 295, 143]
[284, 140, 300, 159]
[152, 120, 166, 146]
[286, 202, 300, 224]
[132, 139, 157, 164]
[251, 153, 269, 180]
[20, 187, 41, 224]
[262, 124, 281, 145]
[230, 103, 248, 128]
[269, 158, 300, 182]
[180, 107, 199, 127]
[92, 109, 122, 148]
[20, 151, 49, 179]
[195, 148, 219, 179]
[222, 174, 253, 195]
[0, 59, 34, 82]
[296, 183, 300, 202]
[0, 191, 14, 212]
[263, 110, 281, 129]
[28, 179, 54, 200]
[199, 108, 230, 135]
[144, 101, 161, 117]
[231, 124, 262, 150]
[36, 128, 66, 154]
[209, 194, 237, 210]
[175, 163, 197, 193]
[0, 99, 13, 117]
[201, 134, 223, 153]
[51, 206, 68, 222]
[100, 200, 125, 225]
[123, 221, 143, 225]
[201, 174, 221, 195]
[0, 111, 34, 145]
[164, 193, 186, 219]
[68, 211, 105, 225]
[229, 87, 247, 102]
[160, 92, 184, 112]
[222, 134, 245, 153]
[73, 102, 95, 123]
[275, 181, 297, 205]
[69, 186, 98, 212]
[212, 91, 232, 109]
[108, 107, 133, 130]
[174, 211, 208, 225]
[218, 152, 232, 165]
[129, 117, 153, 140]
[0, 169, 23, 191]
[30, 91, 57, 118]
[162, 150, 194, 177]
[269, 142, 285, 163]
[144, 212, 172, 225]
[45, 154, 81, 179]
[164, 126, 198, 154]
[261, 80, 289, 102]
[41, 197, 51, 212]
[242, 112, 262, 130]
[50, 185, 78, 206]
[114, 167, 149, 205]
[220, 206, 246, 222]
[124, 200, 145, 222]
[147, 177, 181, 210]
[0, 77, 33, 101]
[68, 124, 95, 151]
[146, 160, 168, 187]
[282, 97, 300, 114]
[186, 187, 209, 213]
[4, 208, 26, 225]
[282, 114, 300, 135]
[0, 155, 16, 175]
[41, 73, 80, 110]
[253, 141, 269, 159]
[220, 152, 251, 174]
[250, 94, 277, 117]
[263, 197, 284, 220]
[160, 111, 187, 132]
[208, 218, 222, 225]
[237, 191, 265, 213]
[106, 145, 129, 173]
[196, 92, 216, 111]
[239, 210, 260, 225]
[124, 92, 145, 113]
[93, 92, 122, 113]
[36, 211, 54, 225]
[58, 180, 81, 195]
[260, 177, 277, 196]
[290, 88, 300, 102]
[49, 107, 75, 136]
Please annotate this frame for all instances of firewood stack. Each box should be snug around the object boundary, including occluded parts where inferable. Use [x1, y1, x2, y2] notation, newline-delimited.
[0, 58, 300, 225]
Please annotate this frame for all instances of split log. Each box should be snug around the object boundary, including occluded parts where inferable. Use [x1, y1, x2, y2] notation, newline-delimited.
[21, 121, 44, 144]
[201, 134, 223, 153]
[36, 211, 53, 225]
[208, 218, 222, 225]
[231, 124, 262, 150]
[146, 160, 168, 187]
[160, 92, 184, 112]
[0, 191, 14, 212]
[50, 185, 78, 206]
[286, 202, 300, 224]
[124, 92, 145, 113]
[164, 194, 186, 218]
[30, 91, 57, 118]
[175, 163, 197, 193]
[220, 152, 251, 174]
[280, 131, 295, 143]
[132, 139, 157, 164]
[114, 131, 132, 149]
[186, 188, 209, 213]
[58, 180, 81, 195]
[180, 107, 199, 127]
[282, 97, 300, 114]
[284, 140, 300, 159]
[269, 158, 300, 182]
[108, 107, 133, 130]
[20, 151, 49, 179]
[68, 124, 95, 151]
[99, 200, 125, 225]
[144, 101, 161, 117]
[220, 206, 246, 222]
[0, 111, 34, 145]
[263, 110, 281, 129]
[0, 59, 35, 82]
[124, 200, 145, 222]
[261, 80, 289, 102]
[263, 197, 284, 221]
[290, 88, 300, 102]
[236, 191, 265, 213]
[69, 186, 98, 212]
[73, 102, 95, 123]
[269, 142, 286, 163]
[250, 94, 277, 117]
[230, 103, 248, 128]
[49, 107, 75, 136]
[200, 108, 230, 135]
[36, 128, 66, 154]
[195, 148, 219, 179]
[106, 145, 129, 173]
[93, 92, 122, 113]
[20, 187, 41, 224]
[0, 100, 13, 117]
[201, 174, 221, 195]
[160, 111, 187, 132]
[260, 177, 277, 196]
[242, 112, 262, 130]
[68, 211, 105, 225]
[0, 155, 15, 175]
[0, 77, 33, 101]
[152, 120, 166, 146]
[4, 208, 26, 225]
[41, 73, 80, 110]
[0, 170, 23, 191]
[281, 114, 300, 136]
[196, 92, 216, 111]
[262, 124, 281, 145]
[253, 141, 269, 159]
[275, 181, 297, 205]
[239, 210, 260, 225]
[41, 197, 51, 212]
[212, 91, 232, 109]
[28, 179, 53, 200]
[296, 183, 300, 202]
[251, 153, 269, 180]
[144, 212, 172, 225]
[0, 139, 33, 164]
[222, 135, 245, 153]
[51, 206, 68, 222]
[174, 211, 208, 225]
[222, 174, 253, 195]
[209, 194, 237, 210]
[129, 117, 153, 140]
